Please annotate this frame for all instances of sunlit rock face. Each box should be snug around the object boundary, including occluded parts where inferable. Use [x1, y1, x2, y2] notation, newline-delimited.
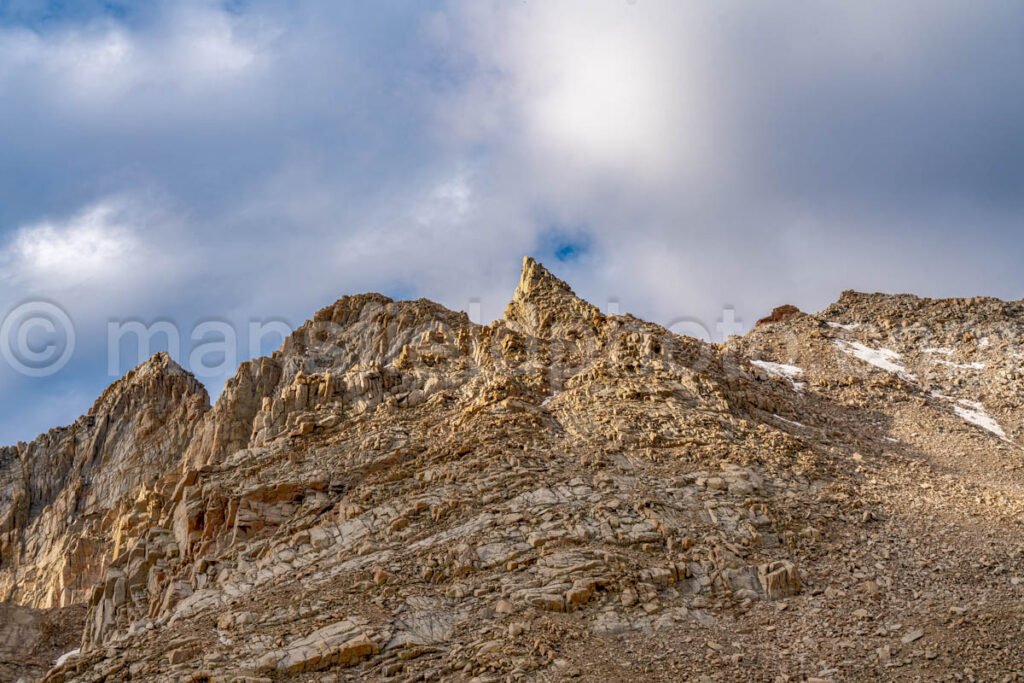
[4, 259, 1024, 682]
[0, 353, 209, 612]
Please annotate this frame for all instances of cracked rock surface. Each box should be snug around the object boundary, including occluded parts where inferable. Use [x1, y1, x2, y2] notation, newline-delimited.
[3, 258, 1023, 682]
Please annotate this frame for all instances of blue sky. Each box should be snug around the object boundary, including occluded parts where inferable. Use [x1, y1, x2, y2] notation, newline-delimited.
[1, 0, 1022, 444]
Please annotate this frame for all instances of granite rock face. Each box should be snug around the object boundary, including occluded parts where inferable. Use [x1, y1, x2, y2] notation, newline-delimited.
[0, 353, 209, 612]
[4, 259, 1024, 682]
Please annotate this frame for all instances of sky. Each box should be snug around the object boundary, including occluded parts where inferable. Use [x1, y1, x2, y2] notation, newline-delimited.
[1, 0, 1023, 444]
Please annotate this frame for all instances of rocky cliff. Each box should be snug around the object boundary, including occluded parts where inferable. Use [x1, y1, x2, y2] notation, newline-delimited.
[3, 258, 1023, 682]
[0, 353, 208, 609]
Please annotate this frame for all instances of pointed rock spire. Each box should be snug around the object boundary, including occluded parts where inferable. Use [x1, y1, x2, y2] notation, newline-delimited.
[503, 256, 602, 337]
[89, 352, 207, 417]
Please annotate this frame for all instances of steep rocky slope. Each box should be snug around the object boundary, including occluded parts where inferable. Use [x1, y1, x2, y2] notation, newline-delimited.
[3, 258, 1022, 682]
[0, 354, 209, 606]
[0, 354, 208, 680]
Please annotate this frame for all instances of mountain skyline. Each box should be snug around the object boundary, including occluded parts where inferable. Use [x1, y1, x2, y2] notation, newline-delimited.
[2, 1, 1023, 443]
[4, 256, 1022, 680]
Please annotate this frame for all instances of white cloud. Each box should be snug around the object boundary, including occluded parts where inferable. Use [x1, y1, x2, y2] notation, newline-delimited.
[443, 2, 723, 197]
[4, 201, 133, 286]
[7, 202, 136, 283]
[171, 5, 260, 82]
[0, 2, 265, 110]
[0, 195, 196, 310]
[414, 171, 474, 226]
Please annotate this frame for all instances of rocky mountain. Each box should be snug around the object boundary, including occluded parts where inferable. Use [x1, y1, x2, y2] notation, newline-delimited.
[2, 258, 1022, 682]
[0, 354, 208, 679]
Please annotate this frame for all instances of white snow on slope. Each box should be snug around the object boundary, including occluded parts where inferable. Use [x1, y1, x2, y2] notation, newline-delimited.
[936, 360, 986, 370]
[923, 347, 954, 355]
[540, 391, 562, 408]
[930, 392, 1009, 441]
[772, 414, 807, 428]
[827, 322, 861, 331]
[953, 400, 1006, 439]
[834, 341, 916, 381]
[55, 649, 80, 667]
[751, 360, 805, 391]
[751, 360, 803, 379]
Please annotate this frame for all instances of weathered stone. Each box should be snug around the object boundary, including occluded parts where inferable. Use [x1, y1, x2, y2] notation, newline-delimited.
[757, 561, 801, 600]
[2, 258, 1022, 683]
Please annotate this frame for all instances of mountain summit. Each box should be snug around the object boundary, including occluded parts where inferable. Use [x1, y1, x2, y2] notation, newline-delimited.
[2, 259, 1023, 681]
[504, 256, 602, 337]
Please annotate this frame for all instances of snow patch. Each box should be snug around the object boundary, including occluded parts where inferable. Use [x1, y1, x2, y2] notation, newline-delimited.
[923, 347, 954, 355]
[55, 649, 80, 667]
[826, 322, 860, 331]
[751, 360, 805, 391]
[953, 400, 1006, 439]
[834, 341, 916, 381]
[930, 393, 1009, 440]
[751, 360, 803, 379]
[936, 360, 986, 371]
[540, 391, 561, 408]
[772, 414, 806, 428]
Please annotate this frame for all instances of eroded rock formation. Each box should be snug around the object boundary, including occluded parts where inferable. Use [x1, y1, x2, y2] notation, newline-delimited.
[3, 258, 1023, 682]
[0, 353, 208, 611]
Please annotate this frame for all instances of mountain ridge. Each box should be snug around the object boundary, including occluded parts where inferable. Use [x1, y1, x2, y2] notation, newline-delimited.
[6, 258, 1024, 453]
[2, 257, 1023, 682]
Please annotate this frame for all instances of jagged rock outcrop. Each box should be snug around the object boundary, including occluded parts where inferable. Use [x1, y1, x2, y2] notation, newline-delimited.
[0, 353, 209, 614]
[184, 293, 478, 469]
[503, 256, 604, 340]
[755, 304, 803, 326]
[4, 259, 1024, 682]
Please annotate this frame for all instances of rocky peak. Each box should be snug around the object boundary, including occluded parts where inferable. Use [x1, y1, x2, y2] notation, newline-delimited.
[89, 352, 206, 418]
[756, 304, 803, 327]
[0, 354, 208, 610]
[184, 292, 479, 468]
[131, 350, 188, 378]
[6, 261, 1024, 682]
[503, 256, 603, 338]
[828, 289, 1024, 323]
